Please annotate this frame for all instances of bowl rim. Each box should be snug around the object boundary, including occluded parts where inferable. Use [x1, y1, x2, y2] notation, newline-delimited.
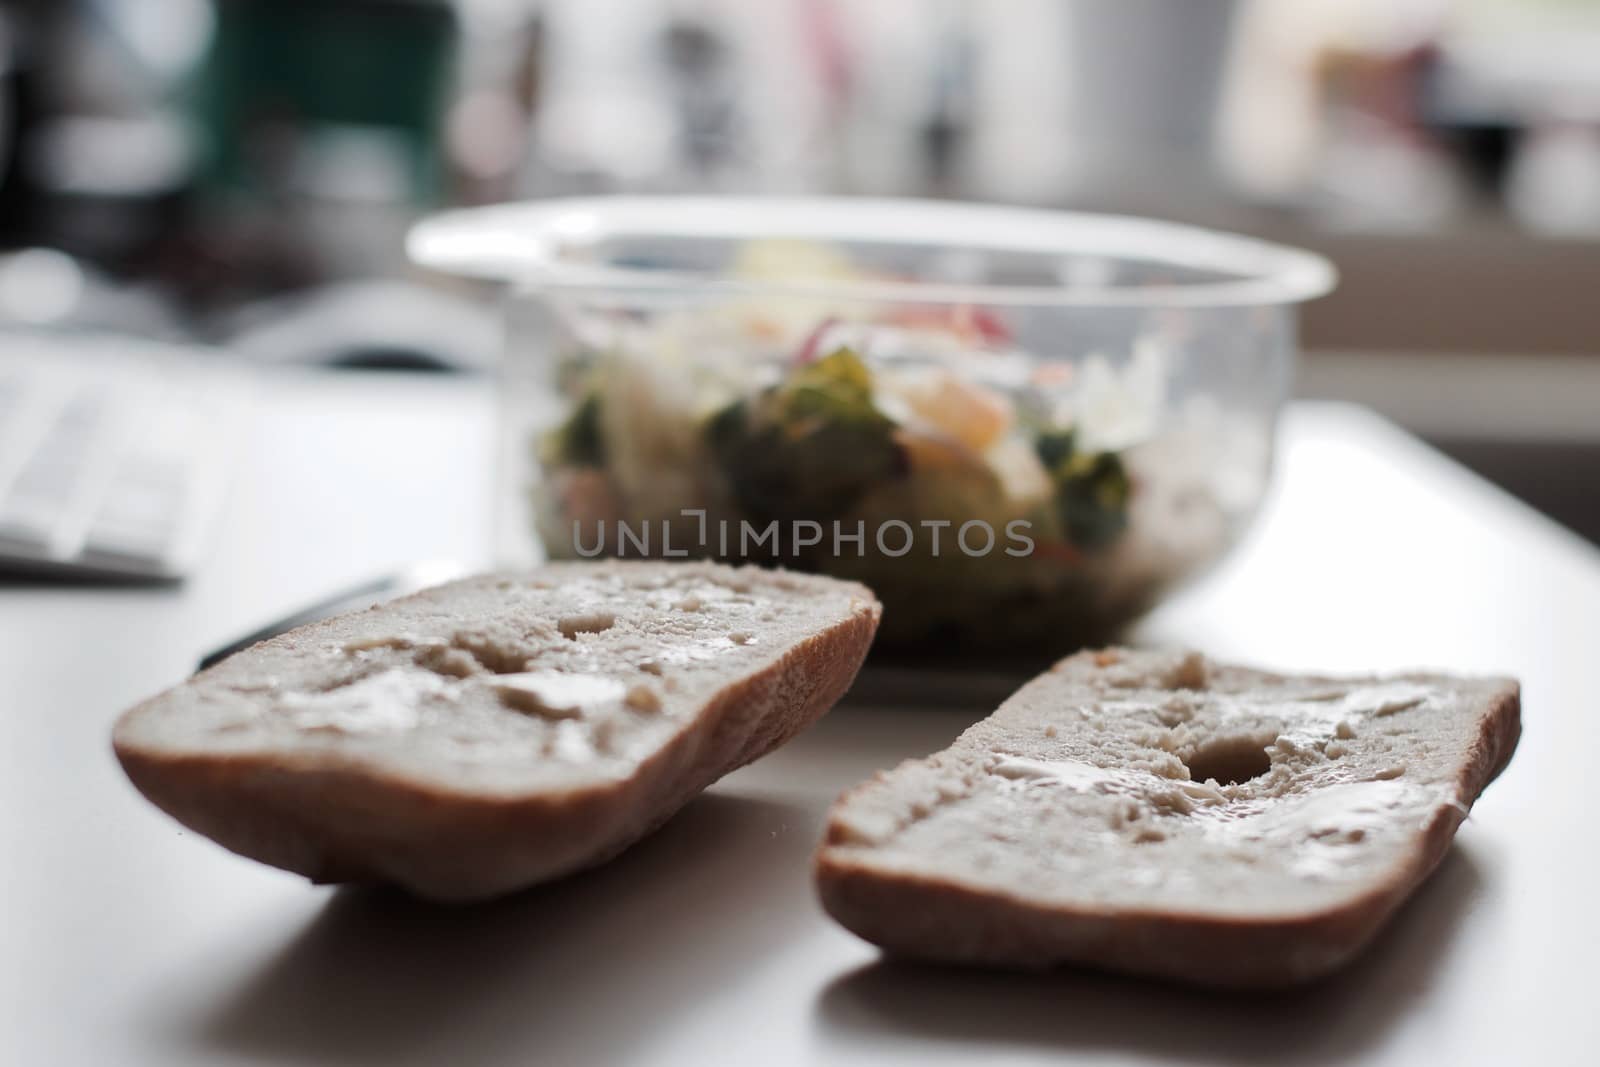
[408, 195, 1337, 309]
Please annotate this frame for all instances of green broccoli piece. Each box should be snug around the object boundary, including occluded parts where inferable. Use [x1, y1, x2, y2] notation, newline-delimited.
[1035, 429, 1130, 550]
[707, 347, 903, 528]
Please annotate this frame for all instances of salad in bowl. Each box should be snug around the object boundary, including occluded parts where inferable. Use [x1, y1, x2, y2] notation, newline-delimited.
[409, 198, 1334, 652]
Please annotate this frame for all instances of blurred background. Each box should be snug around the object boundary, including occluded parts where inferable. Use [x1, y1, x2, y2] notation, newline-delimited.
[0, 0, 1596, 548]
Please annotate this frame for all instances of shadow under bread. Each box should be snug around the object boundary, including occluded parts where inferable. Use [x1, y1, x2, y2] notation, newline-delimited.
[187, 791, 815, 1067]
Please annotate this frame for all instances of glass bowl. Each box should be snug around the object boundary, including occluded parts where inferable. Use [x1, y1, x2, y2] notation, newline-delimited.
[409, 196, 1335, 653]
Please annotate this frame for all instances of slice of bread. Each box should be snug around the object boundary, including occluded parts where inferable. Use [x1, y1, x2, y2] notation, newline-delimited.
[815, 648, 1519, 988]
[115, 561, 879, 901]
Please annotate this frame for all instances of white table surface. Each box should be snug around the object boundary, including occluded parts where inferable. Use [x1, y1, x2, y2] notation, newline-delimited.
[6, 370, 1598, 1066]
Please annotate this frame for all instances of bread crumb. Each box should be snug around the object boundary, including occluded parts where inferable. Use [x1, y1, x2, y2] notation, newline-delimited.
[450, 632, 531, 674]
[676, 596, 703, 612]
[1373, 695, 1426, 717]
[624, 685, 661, 713]
[558, 613, 616, 639]
[1176, 779, 1227, 805]
[1135, 752, 1189, 780]
[342, 634, 414, 653]
[1149, 788, 1195, 815]
[1156, 694, 1196, 726]
[1043, 724, 1058, 739]
[413, 644, 479, 678]
[1165, 652, 1209, 691]
[1325, 741, 1347, 759]
[1335, 720, 1356, 740]
[1373, 765, 1406, 780]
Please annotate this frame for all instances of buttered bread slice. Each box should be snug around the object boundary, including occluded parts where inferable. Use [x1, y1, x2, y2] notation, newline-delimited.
[116, 561, 880, 900]
[816, 648, 1519, 987]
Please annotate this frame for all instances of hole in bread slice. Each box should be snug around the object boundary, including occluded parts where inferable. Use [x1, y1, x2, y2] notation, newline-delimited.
[1184, 735, 1272, 786]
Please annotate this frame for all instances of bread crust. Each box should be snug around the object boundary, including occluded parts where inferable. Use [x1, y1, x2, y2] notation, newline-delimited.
[115, 564, 880, 901]
[815, 651, 1520, 988]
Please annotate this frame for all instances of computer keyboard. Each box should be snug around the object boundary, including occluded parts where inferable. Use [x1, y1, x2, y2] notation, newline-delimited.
[0, 330, 250, 580]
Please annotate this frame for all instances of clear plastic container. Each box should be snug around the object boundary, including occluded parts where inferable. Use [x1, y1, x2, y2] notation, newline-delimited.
[409, 197, 1335, 652]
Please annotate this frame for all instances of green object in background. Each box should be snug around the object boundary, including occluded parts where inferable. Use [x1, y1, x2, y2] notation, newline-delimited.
[192, 0, 458, 205]
[707, 347, 904, 530]
[1035, 429, 1131, 550]
[545, 390, 608, 469]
